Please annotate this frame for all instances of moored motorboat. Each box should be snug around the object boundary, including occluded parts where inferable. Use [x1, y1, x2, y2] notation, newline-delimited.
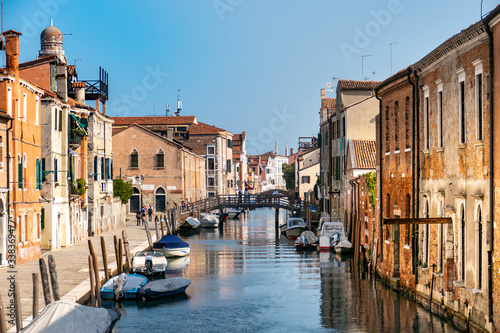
[200, 213, 219, 228]
[153, 235, 191, 257]
[279, 217, 308, 239]
[317, 218, 352, 253]
[21, 300, 120, 333]
[140, 276, 192, 299]
[294, 230, 318, 250]
[132, 250, 168, 275]
[225, 207, 242, 219]
[100, 273, 148, 300]
[178, 216, 201, 232]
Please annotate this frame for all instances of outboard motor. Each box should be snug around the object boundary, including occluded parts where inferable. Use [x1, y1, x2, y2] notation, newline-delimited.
[145, 255, 153, 274]
[330, 232, 340, 247]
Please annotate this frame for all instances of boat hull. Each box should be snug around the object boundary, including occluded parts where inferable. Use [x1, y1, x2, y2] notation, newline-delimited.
[285, 227, 308, 240]
[155, 247, 191, 257]
[101, 274, 148, 300]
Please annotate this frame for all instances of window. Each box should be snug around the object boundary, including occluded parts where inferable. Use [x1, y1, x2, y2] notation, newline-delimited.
[423, 87, 430, 150]
[7, 87, 12, 117]
[405, 97, 411, 149]
[53, 158, 58, 183]
[476, 73, 483, 141]
[207, 177, 215, 187]
[93, 156, 98, 181]
[325, 130, 329, 146]
[437, 82, 443, 147]
[129, 187, 140, 213]
[18, 154, 22, 189]
[35, 96, 39, 124]
[208, 192, 215, 198]
[226, 159, 231, 173]
[460, 203, 466, 281]
[54, 109, 58, 131]
[0, 136, 3, 169]
[176, 126, 187, 132]
[477, 206, 483, 289]
[156, 149, 164, 168]
[105, 158, 110, 179]
[266, 168, 271, 175]
[302, 176, 310, 183]
[130, 149, 138, 168]
[23, 93, 27, 121]
[207, 157, 215, 170]
[59, 109, 62, 131]
[385, 106, 390, 152]
[100, 157, 104, 180]
[36, 158, 40, 190]
[458, 70, 466, 144]
[227, 139, 233, 148]
[207, 145, 215, 155]
[394, 101, 399, 150]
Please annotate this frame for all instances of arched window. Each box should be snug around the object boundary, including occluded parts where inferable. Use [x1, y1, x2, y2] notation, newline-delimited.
[129, 187, 141, 213]
[156, 149, 165, 168]
[394, 101, 399, 150]
[155, 187, 166, 212]
[130, 149, 139, 168]
[461, 204, 466, 282]
[385, 106, 390, 152]
[477, 205, 483, 289]
[405, 97, 411, 148]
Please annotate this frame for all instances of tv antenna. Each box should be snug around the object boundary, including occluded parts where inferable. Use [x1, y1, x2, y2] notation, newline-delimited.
[166, 104, 170, 116]
[175, 89, 182, 116]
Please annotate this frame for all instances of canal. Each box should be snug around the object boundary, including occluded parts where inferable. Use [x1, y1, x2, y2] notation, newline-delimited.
[113, 208, 461, 332]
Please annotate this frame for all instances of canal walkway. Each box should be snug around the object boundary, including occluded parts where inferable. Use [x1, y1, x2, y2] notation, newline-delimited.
[0, 219, 155, 331]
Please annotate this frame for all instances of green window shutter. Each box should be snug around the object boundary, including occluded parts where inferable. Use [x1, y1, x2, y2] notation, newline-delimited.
[226, 159, 231, 173]
[41, 208, 45, 230]
[59, 109, 62, 131]
[94, 156, 98, 181]
[18, 159, 22, 189]
[36, 159, 40, 190]
[105, 158, 110, 179]
[41, 158, 45, 181]
[100, 157, 105, 180]
[318, 133, 322, 148]
[70, 156, 74, 182]
[325, 131, 329, 146]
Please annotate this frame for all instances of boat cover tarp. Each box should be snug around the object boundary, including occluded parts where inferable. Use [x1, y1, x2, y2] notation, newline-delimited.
[21, 300, 113, 333]
[201, 214, 218, 224]
[142, 277, 191, 293]
[301, 230, 318, 243]
[185, 217, 201, 227]
[153, 235, 189, 249]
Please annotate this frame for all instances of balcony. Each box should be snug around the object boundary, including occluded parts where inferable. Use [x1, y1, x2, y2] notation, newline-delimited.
[69, 129, 85, 149]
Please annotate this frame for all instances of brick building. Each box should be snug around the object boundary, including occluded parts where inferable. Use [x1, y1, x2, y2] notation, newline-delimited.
[112, 116, 235, 197]
[112, 124, 205, 213]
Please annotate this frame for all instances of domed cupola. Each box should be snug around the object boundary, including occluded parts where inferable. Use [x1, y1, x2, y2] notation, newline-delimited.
[39, 18, 65, 58]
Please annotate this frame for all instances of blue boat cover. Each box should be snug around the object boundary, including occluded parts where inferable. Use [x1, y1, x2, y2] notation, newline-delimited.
[153, 235, 189, 249]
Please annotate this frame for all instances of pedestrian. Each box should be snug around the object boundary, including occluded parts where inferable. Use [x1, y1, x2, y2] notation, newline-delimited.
[136, 211, 141, 226]
[148, 205, 153, 222]
[238, 189, 242, 204]
[244, 189, 249, 203]
[141, 211, 146, 226]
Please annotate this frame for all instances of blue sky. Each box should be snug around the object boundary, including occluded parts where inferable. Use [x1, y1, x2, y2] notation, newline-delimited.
[4, 0, 498, 155]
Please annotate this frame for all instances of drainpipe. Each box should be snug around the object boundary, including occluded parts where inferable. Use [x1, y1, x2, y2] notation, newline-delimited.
[407, 70, 417, 276]
[413, 69, 421, 284]
[483, 18, 494, 323]
[6, 117, 12, 246]
[374, 89, 383, 263]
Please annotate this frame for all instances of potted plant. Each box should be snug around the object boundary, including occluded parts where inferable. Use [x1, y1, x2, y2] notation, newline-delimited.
[76, 178, 86, 195]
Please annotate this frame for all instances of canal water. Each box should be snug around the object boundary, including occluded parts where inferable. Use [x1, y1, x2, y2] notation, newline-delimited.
[113, 208, 461, 332]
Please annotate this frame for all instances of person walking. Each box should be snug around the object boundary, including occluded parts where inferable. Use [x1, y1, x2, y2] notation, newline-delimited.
[141, 206, 146, 226]
[136, 211, 141, 226]
[148, 205, 153, 222]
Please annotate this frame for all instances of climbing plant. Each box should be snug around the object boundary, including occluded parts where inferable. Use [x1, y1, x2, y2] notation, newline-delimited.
[366, 171, 376, 208]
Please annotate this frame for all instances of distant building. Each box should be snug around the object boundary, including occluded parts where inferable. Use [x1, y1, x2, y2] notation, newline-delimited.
[112, 116, 235, 197]
[232, 132, 248, 191]
[112, 124, 205, 213]
[297, 148, 319, 201]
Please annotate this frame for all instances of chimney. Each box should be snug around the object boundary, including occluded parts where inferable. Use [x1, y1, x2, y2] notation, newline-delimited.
[55, 63, 67, 102]
[166, 128, 174, 140]
[72, 82, 86, 104]
[321, 88, 325, 100]
[290, 148, 294, 156]
[4, 30, 21, 78]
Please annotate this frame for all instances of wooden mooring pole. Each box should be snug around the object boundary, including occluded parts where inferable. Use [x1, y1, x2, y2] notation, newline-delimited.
[92, 253, 102, 307]
[160, 215, 165, 236]
[113, 235, 121, 274]
[118, 239, 124, 274]
[48, 255, 60, 301]
[154, 216, 160, 241]
[88, 255, 96, 307]
[32, 273, 39, 319]
[14, 280, 22, 332]
[0, 290, 7, 333]
[144, 219, 153, 249]
[100, 237, 110, 281]
[38, 258, 51, 306]
[122, 230, 131, 274]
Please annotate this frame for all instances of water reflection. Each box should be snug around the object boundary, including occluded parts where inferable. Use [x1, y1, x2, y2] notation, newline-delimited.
[114, 208, 461, 333]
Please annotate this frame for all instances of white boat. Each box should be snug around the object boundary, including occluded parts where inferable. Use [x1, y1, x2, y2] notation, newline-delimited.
[153, 235, 191, 257]
[132, 250, 168, 275]
[100, 273, 148, 300]
[21, 300, 120, 333]
[294, 230, 318, 250]
[140, 276, 192, 299]
[279, 217, 308, 239]
[178, 216, 201, 232]
[200, 214, 219, 228]
[317, 217, 352, 253]
[225, 207, 242, 219]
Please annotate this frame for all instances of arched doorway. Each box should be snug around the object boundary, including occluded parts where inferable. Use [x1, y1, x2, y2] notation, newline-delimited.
[130, 187, 141, 213]
[155, 187, 166, 212]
